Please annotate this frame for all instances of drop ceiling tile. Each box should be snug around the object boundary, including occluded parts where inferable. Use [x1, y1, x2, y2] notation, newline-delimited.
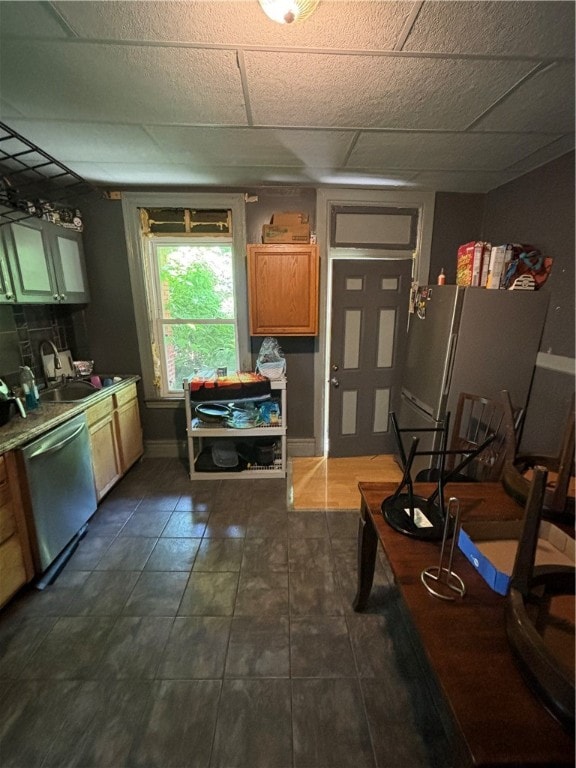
[473, 63, 575, 134]
[0, 1, 69, 38]
[348, 131, 562, 171]
[244, 51, 535, 129]
[52, 1, 415, 51]
[145, 126, 352, 167]
[2, 120, 165, 163]
[504, 135, 575, 175]
[0, 41, 247, 125]
[410, 170, 519, 193]
[404, 1, 575, 58]
[69, 162, 334, 187]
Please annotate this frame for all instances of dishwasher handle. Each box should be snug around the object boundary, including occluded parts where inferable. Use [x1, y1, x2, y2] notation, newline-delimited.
[27, 422, 86, 459]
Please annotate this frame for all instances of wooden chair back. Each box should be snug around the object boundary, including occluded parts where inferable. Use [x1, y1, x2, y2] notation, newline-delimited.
[447, 390, 517, 482]
[504, 393, 575, 514]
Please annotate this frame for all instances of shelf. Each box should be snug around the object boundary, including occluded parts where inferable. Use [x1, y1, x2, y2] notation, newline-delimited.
[0, 121, 102, 227]
[184, 375, 287, 481]
[191, 461, 286, 480]
[188, 418, 285, 438]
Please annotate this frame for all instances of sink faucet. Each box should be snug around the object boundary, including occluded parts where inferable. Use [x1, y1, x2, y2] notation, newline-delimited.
[39, 339, 63, 385]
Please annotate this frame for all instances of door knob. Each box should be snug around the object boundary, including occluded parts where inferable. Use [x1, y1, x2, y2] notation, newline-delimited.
[330, 377, 340, 388]
[331, 364, 339, 371]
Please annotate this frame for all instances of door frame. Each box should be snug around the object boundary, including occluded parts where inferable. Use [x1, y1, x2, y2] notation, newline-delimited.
[314, 188, 436, 456]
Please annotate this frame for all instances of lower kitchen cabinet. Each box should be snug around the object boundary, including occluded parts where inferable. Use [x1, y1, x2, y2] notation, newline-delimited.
[114, 384, 144, 473]
[87, 397, 122, 501]
[87, 382, 143, 501]
[0, 452, 34, 607]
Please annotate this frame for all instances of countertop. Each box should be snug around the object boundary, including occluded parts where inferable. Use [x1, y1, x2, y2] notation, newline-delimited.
[0, 376, 140, 453]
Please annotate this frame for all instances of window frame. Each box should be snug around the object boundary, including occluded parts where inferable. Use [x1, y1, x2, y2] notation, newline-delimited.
[122, 192, 250, 402]
[148, 237, 240, 397]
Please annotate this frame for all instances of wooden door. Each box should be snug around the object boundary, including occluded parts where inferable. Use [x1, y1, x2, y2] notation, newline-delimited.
[328, 259, 412, 457]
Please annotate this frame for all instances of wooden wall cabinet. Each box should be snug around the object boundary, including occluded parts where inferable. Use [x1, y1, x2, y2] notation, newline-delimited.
[247, 244, 319, 335]
[0, 452, 34, 607]
[86, 382, 143, 501]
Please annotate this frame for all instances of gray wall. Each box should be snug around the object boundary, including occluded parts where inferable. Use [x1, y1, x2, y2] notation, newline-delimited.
[426, 152, 575, 455]
[2, 151, 573, 457]
[429, 192, 485, 285]
[481, 152, 575, 454]
[78, 187, 319, 446]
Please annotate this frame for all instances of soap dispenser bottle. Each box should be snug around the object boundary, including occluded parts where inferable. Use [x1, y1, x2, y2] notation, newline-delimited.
[20, 366, 39, 410]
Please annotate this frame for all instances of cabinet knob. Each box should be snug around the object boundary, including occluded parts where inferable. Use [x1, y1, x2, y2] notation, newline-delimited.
[5, 293, 14, 301]
[53, 294, 60, 301]
[60, 294, 67, 301]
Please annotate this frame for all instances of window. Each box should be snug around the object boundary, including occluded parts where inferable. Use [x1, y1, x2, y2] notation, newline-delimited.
[148, 240, 239, 395]
[122, 192, 250, 401]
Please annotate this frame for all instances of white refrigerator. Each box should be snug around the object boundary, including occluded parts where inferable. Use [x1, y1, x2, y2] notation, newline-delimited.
[397, 285, 549, 475]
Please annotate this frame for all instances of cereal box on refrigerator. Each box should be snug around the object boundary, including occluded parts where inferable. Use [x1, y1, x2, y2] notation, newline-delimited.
[456, 241, 487, 286]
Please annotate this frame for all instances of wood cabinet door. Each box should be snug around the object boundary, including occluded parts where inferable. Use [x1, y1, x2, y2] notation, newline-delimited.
[89, 414, 122, 500]
[115, 399, 144, 473]
[247, 244, 319, 335]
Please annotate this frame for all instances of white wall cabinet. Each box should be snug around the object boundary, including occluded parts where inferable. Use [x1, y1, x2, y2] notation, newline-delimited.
[185, 379, 287, 480]
[2, 218, 90, 304]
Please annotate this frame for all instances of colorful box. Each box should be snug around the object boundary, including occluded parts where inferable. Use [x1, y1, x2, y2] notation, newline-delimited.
[456, 241, 487, 286]
[458, 519, 575, 595]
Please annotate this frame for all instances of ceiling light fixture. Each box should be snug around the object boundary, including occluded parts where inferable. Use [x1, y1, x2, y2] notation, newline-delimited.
[258, 0, 319, 24]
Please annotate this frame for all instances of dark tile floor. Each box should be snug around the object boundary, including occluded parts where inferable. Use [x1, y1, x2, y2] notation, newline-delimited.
[0, 458, 454, 768]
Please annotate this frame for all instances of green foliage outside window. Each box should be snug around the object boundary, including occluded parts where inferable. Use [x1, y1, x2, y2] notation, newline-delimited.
[156, 244, 239, 389]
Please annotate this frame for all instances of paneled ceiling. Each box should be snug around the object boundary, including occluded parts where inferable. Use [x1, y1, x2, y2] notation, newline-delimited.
[0, 0, 574, 193]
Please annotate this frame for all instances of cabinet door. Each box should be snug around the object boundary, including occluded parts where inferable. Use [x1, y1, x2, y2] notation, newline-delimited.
[5, 219, 59, 303]
[115, 397, 144, 473]
[89, 414, 122, 500]
[0, 228, 17, 303]
[247, 244, 319, 335]
[0, 453, 34, 606]
[49, 228, 90, 303]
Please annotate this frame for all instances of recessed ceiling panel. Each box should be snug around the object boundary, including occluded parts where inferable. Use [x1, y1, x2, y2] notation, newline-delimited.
[410, 170, 520, 193]
[2, 120, 165, 163]
[504, 135, 576, 176]
[348, 131, 561, 171]
[0, 41, 247, 125]
[244, 51, 535, 129]
[52, 1, 415, 50]
[0, 1, 69, 38]
[63, 161, 354, 186]
[473, 63, 575, 134]
[145, 126, 352, 167]
[404, 1, 575, 58]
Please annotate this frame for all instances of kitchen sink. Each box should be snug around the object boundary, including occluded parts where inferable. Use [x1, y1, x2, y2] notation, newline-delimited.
[40, 380, 101, 403]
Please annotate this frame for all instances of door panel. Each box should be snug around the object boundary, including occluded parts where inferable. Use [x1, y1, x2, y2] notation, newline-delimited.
[328, 259, 412, 457]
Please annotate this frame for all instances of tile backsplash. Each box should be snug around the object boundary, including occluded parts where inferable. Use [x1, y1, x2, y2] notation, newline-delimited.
[0, 304, 90, 390]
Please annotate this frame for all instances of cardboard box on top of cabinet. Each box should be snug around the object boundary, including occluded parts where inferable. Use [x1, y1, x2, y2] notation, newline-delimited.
[262, 212, 310, 244]
[456, 241, 491, 286]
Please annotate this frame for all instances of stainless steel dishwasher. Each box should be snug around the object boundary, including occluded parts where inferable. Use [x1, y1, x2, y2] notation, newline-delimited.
[20, 412, 97, 586]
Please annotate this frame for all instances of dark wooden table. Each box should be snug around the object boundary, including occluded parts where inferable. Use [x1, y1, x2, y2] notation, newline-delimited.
[354, 481, 574, 768]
